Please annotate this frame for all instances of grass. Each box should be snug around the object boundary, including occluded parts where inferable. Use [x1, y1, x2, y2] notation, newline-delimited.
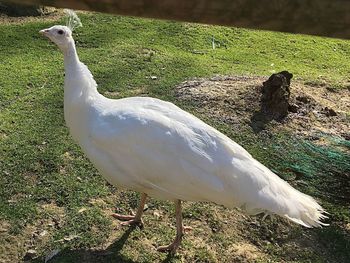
[0, 12, 349, 262]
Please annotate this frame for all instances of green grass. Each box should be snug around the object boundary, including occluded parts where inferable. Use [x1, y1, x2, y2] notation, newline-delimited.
[0, 12, 349, 262]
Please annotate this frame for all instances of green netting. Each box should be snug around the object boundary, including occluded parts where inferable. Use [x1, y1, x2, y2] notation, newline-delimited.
[266, 133, 350, 206]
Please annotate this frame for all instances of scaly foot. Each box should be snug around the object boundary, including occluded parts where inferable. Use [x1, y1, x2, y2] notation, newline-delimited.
[112, 213, 143, 228]
[157, 226, 191, 254]
[157, 239, 181, 254]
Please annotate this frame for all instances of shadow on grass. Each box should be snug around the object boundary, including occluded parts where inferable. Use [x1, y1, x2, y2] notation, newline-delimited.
[316, 225, 350, 262]
[250, 111, 273, 133]
[46, 227, 138, 263]
[34, 225, 179, 263]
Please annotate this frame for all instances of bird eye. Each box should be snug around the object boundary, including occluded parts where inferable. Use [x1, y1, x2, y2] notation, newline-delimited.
[57, 30, 64, 35]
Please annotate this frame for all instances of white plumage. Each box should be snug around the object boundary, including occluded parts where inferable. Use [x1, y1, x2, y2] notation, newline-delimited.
[40, 22, 327, 253]
[84, 96, 326, 227]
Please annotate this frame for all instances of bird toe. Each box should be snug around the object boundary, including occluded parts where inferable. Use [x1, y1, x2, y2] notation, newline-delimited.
[120, 219, 144, 229]
[111, 213, 135, 221]
[156, 243, 179, 254]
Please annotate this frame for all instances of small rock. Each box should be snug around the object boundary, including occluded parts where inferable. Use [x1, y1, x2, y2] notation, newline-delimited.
[150, 76, 157, 80]
[342, 133, 350, 141]
[296, 96, 310, 104]
[323, 107, 337, 116]
[24, 249, 37, 260]
[288, 104, 299, 113]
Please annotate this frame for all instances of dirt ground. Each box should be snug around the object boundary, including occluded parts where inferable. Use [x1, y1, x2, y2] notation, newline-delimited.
[175, 76, 350, 140]
[0, 11, 62, 24]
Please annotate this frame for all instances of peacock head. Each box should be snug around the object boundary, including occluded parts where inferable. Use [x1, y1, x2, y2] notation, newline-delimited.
[40, 9, 82, 53]
[40, 25, 74, 52]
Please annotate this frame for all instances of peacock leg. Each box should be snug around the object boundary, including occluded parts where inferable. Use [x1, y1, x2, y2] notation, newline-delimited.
[157, 199, 184, 254]
[112, 193, 147, 228]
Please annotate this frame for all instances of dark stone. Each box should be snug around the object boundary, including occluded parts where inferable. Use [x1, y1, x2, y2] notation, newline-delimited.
[323, 107, 337, 116]
[296, 95, 311, 104]
[23, 249, 37, 261]
[250, 71, 293, 132]
[342, 133, 350, 141]
[261, 71, 293, 120]
[326, 86, 337, 93]
[288, 103, 299, 113]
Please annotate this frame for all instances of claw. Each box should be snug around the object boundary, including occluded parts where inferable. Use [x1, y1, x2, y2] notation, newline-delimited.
[157, 241, 180, 254]
[120, 218, 144, 228]
[112, 193, 147, 229]
[111, 213, 143, 228]
[112, 213, 135, 221]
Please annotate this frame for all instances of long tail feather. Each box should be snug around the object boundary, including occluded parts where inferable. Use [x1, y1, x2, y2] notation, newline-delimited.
[235, 159, 329, 227]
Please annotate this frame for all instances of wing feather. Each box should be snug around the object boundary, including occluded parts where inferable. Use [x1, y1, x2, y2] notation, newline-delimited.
[88, 98, 239, 200]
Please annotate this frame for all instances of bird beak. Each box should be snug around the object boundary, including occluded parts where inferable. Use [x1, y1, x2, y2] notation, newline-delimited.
[39, 29, 49, 37]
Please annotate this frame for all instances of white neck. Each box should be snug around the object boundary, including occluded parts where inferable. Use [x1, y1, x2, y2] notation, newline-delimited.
[63, 39, 99, 99]
[62, 39, 101, 142]
[63, 39, 81, 77]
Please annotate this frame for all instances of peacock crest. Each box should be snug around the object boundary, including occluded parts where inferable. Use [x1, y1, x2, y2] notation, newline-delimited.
[64, 9, 82, 31]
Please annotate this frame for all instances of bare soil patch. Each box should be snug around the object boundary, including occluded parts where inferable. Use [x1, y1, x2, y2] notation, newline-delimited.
[175, 76, 350, 140]
[0, 10, 62, 25]
[0, 202, 65, 263]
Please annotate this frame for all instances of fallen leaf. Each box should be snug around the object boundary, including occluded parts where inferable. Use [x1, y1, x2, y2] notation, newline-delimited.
[78, 207, 87, 213]
[153, 211, 161, 219]
[63, 234, 80, 242]
[40, 230, 48, 237]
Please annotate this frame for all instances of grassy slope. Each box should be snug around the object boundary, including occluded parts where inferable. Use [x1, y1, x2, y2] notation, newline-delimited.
[0, 13, 349, 262]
